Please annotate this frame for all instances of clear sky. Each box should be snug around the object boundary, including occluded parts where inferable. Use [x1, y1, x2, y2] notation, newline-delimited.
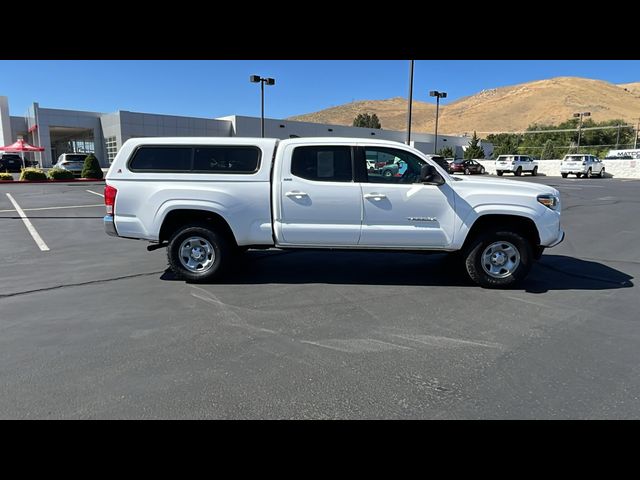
[1, 60, 639, 119]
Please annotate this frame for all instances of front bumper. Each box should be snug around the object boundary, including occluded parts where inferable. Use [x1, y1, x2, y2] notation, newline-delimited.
[544, 228, 565, 248]
[104, 215, 118, 237]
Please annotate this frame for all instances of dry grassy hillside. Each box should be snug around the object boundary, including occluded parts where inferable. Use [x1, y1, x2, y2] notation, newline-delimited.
[289, 77, 640, 137]
[619, 82, 640, 96]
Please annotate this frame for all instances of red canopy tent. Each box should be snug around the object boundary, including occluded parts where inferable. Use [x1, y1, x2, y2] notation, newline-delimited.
[0, 138, 45, 169]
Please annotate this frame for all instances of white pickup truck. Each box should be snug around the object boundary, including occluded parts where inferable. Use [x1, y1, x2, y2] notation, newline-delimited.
[104, 137, 564, 288]
[495, 155, 538, 176]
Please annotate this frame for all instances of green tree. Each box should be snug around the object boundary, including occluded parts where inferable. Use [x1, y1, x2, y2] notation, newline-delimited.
[353, 113, 382, 129]
[464, 131, 485, 159]
[437, 146, 455, 158]
[81, 154, 103, 179]
[540, 140, 556, 160]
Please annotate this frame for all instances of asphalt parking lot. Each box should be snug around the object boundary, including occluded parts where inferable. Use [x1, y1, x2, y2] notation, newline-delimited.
[1, 176, 638, 419]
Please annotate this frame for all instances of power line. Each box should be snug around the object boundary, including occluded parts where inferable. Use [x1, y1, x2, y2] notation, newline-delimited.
[475, 124, 635, 135]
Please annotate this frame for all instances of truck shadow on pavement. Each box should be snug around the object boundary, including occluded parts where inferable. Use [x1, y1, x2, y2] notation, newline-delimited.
[160, 251, 633, 293]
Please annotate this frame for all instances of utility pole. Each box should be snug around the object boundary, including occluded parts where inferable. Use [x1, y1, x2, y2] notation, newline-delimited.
[406, 60, 414, 145]
[616, 124, 621, 150]
[573, 111, 590, 153]
[635, 118, 639, 150]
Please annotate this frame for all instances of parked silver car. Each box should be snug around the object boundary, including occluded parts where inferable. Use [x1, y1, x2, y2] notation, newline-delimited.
[53, 153, 88, 176]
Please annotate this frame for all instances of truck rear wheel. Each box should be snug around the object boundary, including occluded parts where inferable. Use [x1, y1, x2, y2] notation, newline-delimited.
[532, 166, 538, 176]
[497, 171, 503, 176]
[561, 173, 568, 178]
[167, 224, 231, 282]
[515, 167, 522, 176]
[464, 230, 533, 288]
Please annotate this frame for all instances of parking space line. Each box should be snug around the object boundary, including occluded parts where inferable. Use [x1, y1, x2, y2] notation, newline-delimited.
[86, 189, 104, 198]
[0, 204, 103, 214]
[5, 193, 50, 252]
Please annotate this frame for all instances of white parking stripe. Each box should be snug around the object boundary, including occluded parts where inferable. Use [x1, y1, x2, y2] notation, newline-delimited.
[5, 193, 50, 252]
[86, 189, 104, 198]
[0, 204, 103, 214]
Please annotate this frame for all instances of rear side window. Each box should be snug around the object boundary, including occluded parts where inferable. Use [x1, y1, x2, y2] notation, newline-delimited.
[193, 147, 260, 173]
[291, 146, 353, 182]
[129, 147, 191, 172]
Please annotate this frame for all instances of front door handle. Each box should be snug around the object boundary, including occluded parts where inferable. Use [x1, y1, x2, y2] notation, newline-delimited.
[285, 191, 309, 199]
[364, 193, 387, 200]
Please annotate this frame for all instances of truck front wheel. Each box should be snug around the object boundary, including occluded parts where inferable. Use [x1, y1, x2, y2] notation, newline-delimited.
[167, 224, 231, 282]
[464, 230, 533, 288]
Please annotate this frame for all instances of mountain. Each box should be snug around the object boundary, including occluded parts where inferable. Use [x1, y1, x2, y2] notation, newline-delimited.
[288, 77, 640, 137]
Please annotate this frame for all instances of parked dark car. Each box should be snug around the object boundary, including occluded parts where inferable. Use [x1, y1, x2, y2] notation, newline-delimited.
[0, 154, 35, 172]
[448, 159, 485, 175]
[427, 155, 451, 172]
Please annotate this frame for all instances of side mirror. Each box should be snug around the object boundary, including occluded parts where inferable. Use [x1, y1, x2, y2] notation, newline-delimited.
[420, 164, 444, 185]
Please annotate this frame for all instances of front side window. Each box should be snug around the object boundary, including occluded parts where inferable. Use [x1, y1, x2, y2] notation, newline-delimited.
[291, 146, 353, 182]
[365, 147, 425, 184]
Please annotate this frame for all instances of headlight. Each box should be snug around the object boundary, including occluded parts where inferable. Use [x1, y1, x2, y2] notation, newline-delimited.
[537, 194, 559, 210]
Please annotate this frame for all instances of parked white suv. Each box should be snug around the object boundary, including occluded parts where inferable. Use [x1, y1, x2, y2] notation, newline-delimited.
[495, 155, 538, 177]
[560, 154, 605, 178]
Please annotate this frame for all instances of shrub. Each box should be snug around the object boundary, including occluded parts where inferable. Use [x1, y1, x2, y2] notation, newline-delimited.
[19, 168, 47, 181]
[48, 168, 75, 180]
[0, 172, 13, 181]
[81, 154, 103, 179]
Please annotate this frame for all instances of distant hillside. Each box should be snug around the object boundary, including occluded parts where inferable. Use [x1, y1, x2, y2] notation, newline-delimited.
[288, 77, 640, 137]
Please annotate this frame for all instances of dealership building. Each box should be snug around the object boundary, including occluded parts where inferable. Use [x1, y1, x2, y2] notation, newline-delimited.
[0, 95, 492, 167]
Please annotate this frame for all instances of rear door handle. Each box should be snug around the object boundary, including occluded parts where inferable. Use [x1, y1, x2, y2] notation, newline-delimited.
[285, 191, 308, 198]
[364, 193, 387, 200]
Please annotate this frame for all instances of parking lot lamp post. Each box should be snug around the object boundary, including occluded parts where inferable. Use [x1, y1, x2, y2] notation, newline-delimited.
[250, 75, 276, 138]
[406, 60, 414, 145]
[430, 90, 447, 154]
[573, 111, 590, 153]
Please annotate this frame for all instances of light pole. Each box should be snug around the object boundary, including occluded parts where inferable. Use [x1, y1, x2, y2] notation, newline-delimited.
[250, 75, 276, 138]
[429, 90, 447, 154]
[573, 111, 590, 153]
[406, 60, 414, 145]
[634, 118, 639, 150]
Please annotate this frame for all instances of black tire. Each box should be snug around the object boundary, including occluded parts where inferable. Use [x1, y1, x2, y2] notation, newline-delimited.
[515, 167, 522, 176]
[383, 169, 393, 178]
[532, 166, 538, 176]
[167, 223, 232, 283]
[497, 171, 503, 176]
[599, 168, 605, 178]
[561, 173, 568, 178]
[480, 167, 485, 174]
[463, 230, 533, 288]
[576, 173, 582, 178]
[464, 168, 470, 175]
[586, 168, 592, 179]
